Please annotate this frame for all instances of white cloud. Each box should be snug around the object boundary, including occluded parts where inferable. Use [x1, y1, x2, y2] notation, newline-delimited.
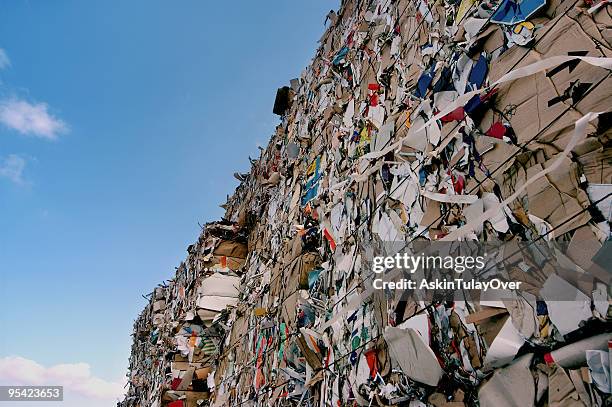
[0, 48, 9, 69]
[0, 154, 26, 185]
[0, 356, 125, 402]
[0, 99, 68, 139]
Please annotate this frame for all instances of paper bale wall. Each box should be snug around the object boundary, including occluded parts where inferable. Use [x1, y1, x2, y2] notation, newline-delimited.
[120, 0, 612, 406]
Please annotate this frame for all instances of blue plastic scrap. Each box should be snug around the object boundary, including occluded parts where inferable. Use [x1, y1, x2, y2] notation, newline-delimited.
[490, 0, 547, 25]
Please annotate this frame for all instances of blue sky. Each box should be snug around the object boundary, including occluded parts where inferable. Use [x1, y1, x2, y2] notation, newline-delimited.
[0, 1, 336, 405]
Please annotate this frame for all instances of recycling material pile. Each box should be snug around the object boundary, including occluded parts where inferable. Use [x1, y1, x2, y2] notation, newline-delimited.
[120, 0, 612, 405]
[120, 222, 247, 406]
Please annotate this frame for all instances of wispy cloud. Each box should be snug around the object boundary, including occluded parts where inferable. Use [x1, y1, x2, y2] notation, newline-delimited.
[0, 48, 10, 69]
[0, 356, 125, 401]
[0, 99, 68, 139]
[0, 154, 26, 185]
